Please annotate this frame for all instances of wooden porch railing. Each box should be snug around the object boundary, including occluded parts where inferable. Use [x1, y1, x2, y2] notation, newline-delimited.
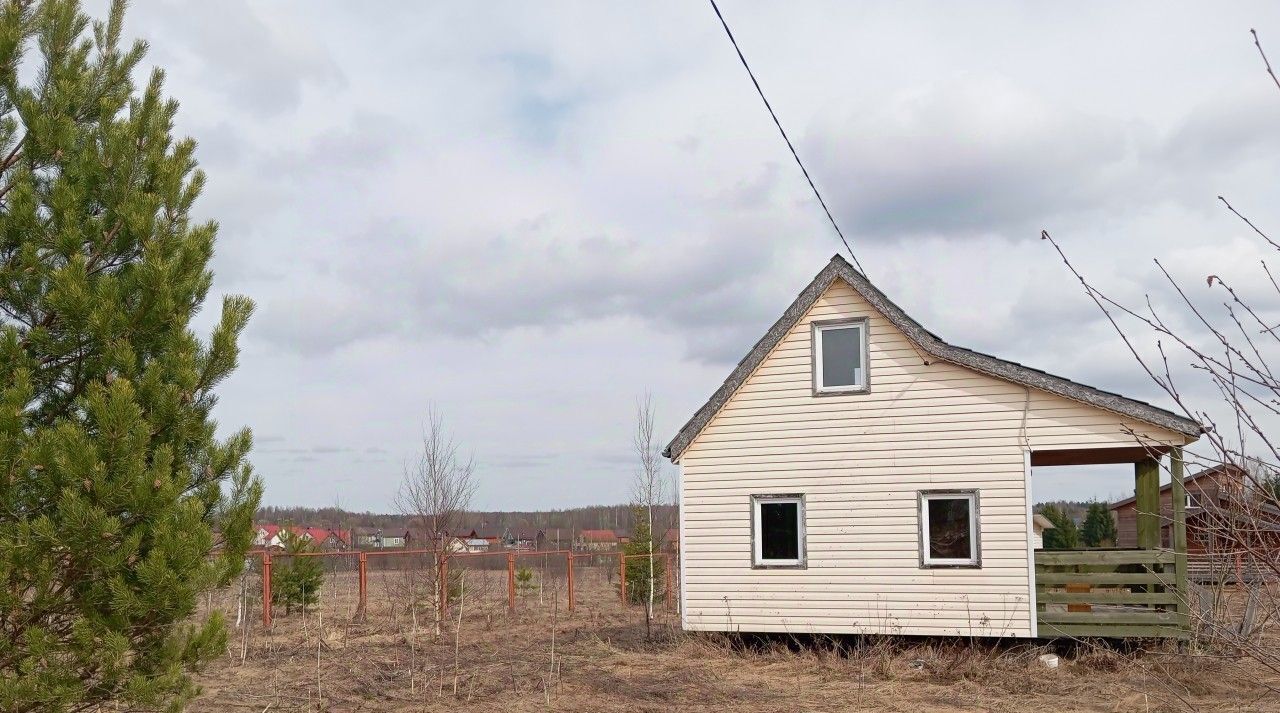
[1034, 548, 1189, 639]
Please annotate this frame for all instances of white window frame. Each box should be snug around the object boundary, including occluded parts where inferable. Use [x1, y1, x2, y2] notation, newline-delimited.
[812, 318, 869, 394]
[919, 490, 981, 568]
[751, 494, 806, 568]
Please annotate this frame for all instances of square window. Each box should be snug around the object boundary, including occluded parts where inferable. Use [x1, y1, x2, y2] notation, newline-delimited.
[752, 495, 805, 567]
[919, 491, 980, 567]
[813, 320, 867, 393]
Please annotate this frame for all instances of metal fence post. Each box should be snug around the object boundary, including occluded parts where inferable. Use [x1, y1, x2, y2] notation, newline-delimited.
[566, 552, 575, 613]
[356, 552, 367, 621]
[261, 552, 272, 628]
[507, 552, 517, 614]
[619, 554, 627, 605]
[439, 556, 449, 621]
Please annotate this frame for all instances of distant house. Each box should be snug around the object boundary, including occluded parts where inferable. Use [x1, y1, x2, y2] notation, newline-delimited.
[509, 537, 534, 551]
[352, 528, 408, 550]
[1111, 464, 1280, 579]
[253, 525, 350, 551]
[404, 528, 450, 550]
[480, 529, 505, 546]
[252, 525, 278, 548]
[1110, 464, 1243, 550]
[447, 536, 490, 554]
[1031, 514, 1054, 550]
[448, 527, 507, 548]
[664, 255, 1202, 638]
[382, 530, 407, 548]
[575, 529, 618, 552]
[308, 527, 351, 551]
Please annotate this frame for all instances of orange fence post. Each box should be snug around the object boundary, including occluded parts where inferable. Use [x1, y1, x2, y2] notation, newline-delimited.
[439, 556, 449, 621]
[261, 552, 272, 628]
[664, 553, 673, 612]
[619, 554, 627, 605]
[566, 552, 575, 613]
[356, 552, 368, 621]
[507, 552, 517, 614]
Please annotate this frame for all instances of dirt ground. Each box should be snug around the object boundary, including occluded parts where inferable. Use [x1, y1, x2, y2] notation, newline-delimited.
[188, 561, 1280, 712]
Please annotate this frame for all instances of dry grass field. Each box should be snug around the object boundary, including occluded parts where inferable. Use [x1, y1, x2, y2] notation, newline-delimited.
[189, 560, 1280, 712]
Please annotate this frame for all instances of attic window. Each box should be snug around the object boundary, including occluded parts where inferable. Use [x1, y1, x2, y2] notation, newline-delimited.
[919, 490, 981, 568]
[751, 494, 805, 568]
[813, 319, 868, 394]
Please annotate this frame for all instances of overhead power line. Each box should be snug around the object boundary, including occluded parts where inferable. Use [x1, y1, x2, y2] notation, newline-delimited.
[706, 0, 868, 277]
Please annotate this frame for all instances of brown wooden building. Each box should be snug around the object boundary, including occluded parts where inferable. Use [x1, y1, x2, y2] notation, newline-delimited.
[1111, 464, 1245, 551]
[1111, 464, 1280, 581]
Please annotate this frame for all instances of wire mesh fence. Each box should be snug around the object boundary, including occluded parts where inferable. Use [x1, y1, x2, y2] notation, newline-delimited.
[203, 549, 680, 636]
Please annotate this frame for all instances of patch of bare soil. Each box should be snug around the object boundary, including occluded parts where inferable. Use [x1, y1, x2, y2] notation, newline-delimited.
[189, 566, 1280, 712]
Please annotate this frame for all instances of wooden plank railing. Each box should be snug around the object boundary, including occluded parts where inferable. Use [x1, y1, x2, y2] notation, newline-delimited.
[1034, 548, 1189, 639]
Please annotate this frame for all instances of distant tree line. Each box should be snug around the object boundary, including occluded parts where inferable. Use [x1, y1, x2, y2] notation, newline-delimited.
[1035, 500, 1117, 549]
[256, 503, 679, 537]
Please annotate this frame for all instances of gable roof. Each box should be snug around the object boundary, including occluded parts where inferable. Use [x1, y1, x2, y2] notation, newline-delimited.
[664, 255, 1201, 461]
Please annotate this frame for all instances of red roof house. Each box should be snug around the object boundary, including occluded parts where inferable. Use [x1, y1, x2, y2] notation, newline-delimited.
[576, 529, 619, 551]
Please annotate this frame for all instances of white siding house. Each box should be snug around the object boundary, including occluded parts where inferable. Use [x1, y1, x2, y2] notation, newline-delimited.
[1031, 514, 1054, 550]
[665, 256, 1200, 638]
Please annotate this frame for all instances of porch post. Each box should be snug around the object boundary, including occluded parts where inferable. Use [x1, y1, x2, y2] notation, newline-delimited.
[1170, 447, 1189, 623]
[1135, 457, 1161, 549]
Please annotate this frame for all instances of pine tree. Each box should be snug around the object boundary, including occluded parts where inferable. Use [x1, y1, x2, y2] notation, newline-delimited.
[622, 507, 664, 606]
[0, 2, 261, 711]
[271, 531, 323, 616]
[1040, 505, 1081, 549]
[515, 565, 535, 596]
[1080, 501, 1117, 548]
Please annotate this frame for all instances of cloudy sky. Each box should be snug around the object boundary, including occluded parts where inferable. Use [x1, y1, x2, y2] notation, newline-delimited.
[94, 1, 1280, 511]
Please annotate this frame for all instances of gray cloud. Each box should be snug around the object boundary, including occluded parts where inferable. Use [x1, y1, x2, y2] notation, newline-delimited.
[1164, 90, 1280, 170]
[487, 454, 556, 469]
[254, 209, 793, 363]
[310, 445, 353, 454]
[805, 78, 1138, 238]
[804, 75, 1280, 243]
[147, 0, 344, 117]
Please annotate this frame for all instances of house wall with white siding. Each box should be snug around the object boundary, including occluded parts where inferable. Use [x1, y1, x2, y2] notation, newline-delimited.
[677, 278, 1188, 637]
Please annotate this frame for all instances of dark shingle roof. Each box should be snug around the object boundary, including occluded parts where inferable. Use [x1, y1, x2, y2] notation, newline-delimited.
[664, 255, 1201, 461]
